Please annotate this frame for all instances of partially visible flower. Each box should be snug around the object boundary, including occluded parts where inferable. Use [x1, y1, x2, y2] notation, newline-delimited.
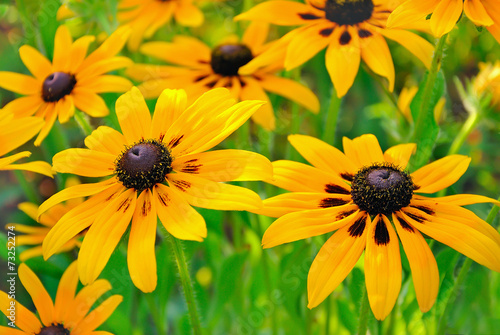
[235, 0, 433, 97]
[118, 0, 204, 51]
[0, 110, 52, 177]
[126, 22, 319, 130]
[39, 87, 272, 292]
[387, 0, 500, 42]
[257, 133, 500, 320]
[7, 178, 84, 261]
[473, 61, 500, 106]
[398, 86, 445, 123]
[0, 261, 122, 334]
[0, 25, 132, 145]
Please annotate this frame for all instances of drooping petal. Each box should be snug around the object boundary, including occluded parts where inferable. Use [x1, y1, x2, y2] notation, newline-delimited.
[234, 0, 323, 25]
[0, 160, 53, 177]
[78, 189, 136, 285]
[167, 172, 263, 211]
[380, 29, 433, 69]
[342, 134, 385, 168]
[258, 74, 320, 113]
[387, 0, 437, 29]
[116, 87, 152, 143]
[307, 216, 368, 308]
[19, 45, 53, 80]
[411, 155, 471, 193]
[52, 148, 116, 177]
[128, 189, 158, 293]
[383, 143, 417, 170]
[154, 184, 207, 241]
[18, 263, 54, 326]
[84, 126, 127, 156]
[364, 215, 402, 321]
[360, 33, 395, 92]
[72, 295, 122, 334]
[393, 213, 439, 313]
[0, 152, 30, 169]
[430, 0, 463, 37]
[263, 206, 360, 248]
[172, 149, 272, 182]
[464, 0, 494, 26]
[288, 134, 358, 177]
[54, 261, 79, 323]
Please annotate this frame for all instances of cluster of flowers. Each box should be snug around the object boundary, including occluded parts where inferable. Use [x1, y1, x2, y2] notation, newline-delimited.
[1, 0, 499, 333]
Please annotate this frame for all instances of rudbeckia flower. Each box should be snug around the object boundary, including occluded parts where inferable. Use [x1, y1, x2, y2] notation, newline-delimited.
[0, 110, 52, 176]
[38, 87, 272, 292]
[126, 22, 319, 130]
[118, 0, 204, 51]
[387, 0, 500, 42]
[0, 261, 122, 334]
[258, 133, 500, 320]
[0, 25, 132, 145]
[7, 179, 84, 261]
[235, 0, 434, 97]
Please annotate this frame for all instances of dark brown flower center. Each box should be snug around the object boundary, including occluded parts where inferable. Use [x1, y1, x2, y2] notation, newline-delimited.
[210, 44, 253, 76]
[350, 163, 414, 215]
[42, 72, 76, 102]
[325, 0, 374, 25]
[115, 139, 173, 192]
[37, 324, 70, 335]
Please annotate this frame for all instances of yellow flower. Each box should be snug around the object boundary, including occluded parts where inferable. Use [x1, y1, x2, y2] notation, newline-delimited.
[387, 0, 500, 42]
[0, 110, 52, 177]
[126, 22, 320, 130]
[0, 25, 133, 145]
[473, 61, 500, 106]
[258, 134, 500, 320]
[7, 179, 84, 262]
[398, 86, 445, 123]
[39, 87, 272, 293]
[0, 261, 122, 334]
[235, 0, 434, 97]
[118, 0, 204, 51]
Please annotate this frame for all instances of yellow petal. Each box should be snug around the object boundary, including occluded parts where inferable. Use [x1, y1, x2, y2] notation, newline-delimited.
[464, 0, 494, 26]
[1, 161, 53, 178]
[56, 95, 75, 124]
[0, 116, 43, 155]
[78, 56, 132, 79]
[79, 26, 131, 70]
[128, 189, 158, 292]
[380, 29, 434, 69]
[342, 134, 385, 168]
[1, 95, 43, 117]
[0, 290, 42, 333]
[364, 215, 402, 321]
[65, 35, 96, 73]
[239, 76, 275, 130]
[172, 149, 272, 182]
[430, 0, 463, 37]
[140, 38, 210, 67]
[54, 261, 78, 322]
[77, 75, 132, 93]
[52, 25, 73, 70]
[78, 188, 136, 285]
[19, 45, 53, 80]
[151, 89, 188, 140]
[383, 143, 417, 170]
[235, 0, 322, 25]
[52, 148, 116, 177]
[0, 72, 40, 95]
[307, 216, 368, 308]
[19, 263, 54, 326]
[411, 155, 470, 193]
[361, 33, 395, 92]
[154, 184, 207, 241]
[174, 1, 203, 26]
[393, 213, 439, 312]
[242, 22, 270, 49]
[263, 206, 360, 248]
[72, 295, 122, 334]
[84, 126, 127, 156]
[115, 87, 152, 143]
[72, 88, 109, 117]
[66, 279, 112, 327]
[387, 0, 436, 29]
[420, 193, 500, 206]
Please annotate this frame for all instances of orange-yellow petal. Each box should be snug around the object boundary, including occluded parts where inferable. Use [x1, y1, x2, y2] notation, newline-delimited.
[464, 0, 494, 26]
[18, 263, 54, 326]
[52, 148, 116, 177]
[0, 291, 42, 333]
[383, 143, 417, 170]
[430, 0, 463, 37]
[411, 155, 470, 193]
[342, 134, 385, 168]
[235, 0, 322, 25]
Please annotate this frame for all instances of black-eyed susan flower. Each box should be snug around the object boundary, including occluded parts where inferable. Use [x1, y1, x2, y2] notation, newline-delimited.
[387, 0, 500, 42]
[0, 110, 52, 176]
[0, 261, 122, 334]
[0, 25, 132, 145]
[118, 0, 204, 51]
[235, 0, 434, 97]
[257, 133, 500, 320]
[126, 22, 319, 130]
[38, 87, 272, 293]
[7, 179, 84, 262]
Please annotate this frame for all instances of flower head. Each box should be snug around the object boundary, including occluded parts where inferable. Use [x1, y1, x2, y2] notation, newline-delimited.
[235, 0, 434, 97]
[0, 110, 52, 176]
[387, 0, 500, 42]
[39, 87, 272, 292]
[473, 61, 500, 107]
[258, 133, 500, 320]
[0, 261, 122, 334]
[118, 0, 204, 51]
[0, 25, 132, 145]
[126, 22, 320, 130]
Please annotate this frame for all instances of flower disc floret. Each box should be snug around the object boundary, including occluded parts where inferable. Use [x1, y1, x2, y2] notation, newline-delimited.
[37, 324, 70, 335]
[210, 44, 253, 76]
[325, 0, 374, 25]
[351, 163, 414, 215]
[115, 139, 173, 192]
[42, 72, 77, 102]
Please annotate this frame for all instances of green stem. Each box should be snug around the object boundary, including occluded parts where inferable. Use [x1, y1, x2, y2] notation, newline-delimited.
[165, 234, 203, 335]
[436, 197, 500, 334]
[321, 87, 341, 145]
[447, 108, 481, 156]
[357, 285, 370, 335]
[74, 110, 94, 137]
[13, 170, 41, 203]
